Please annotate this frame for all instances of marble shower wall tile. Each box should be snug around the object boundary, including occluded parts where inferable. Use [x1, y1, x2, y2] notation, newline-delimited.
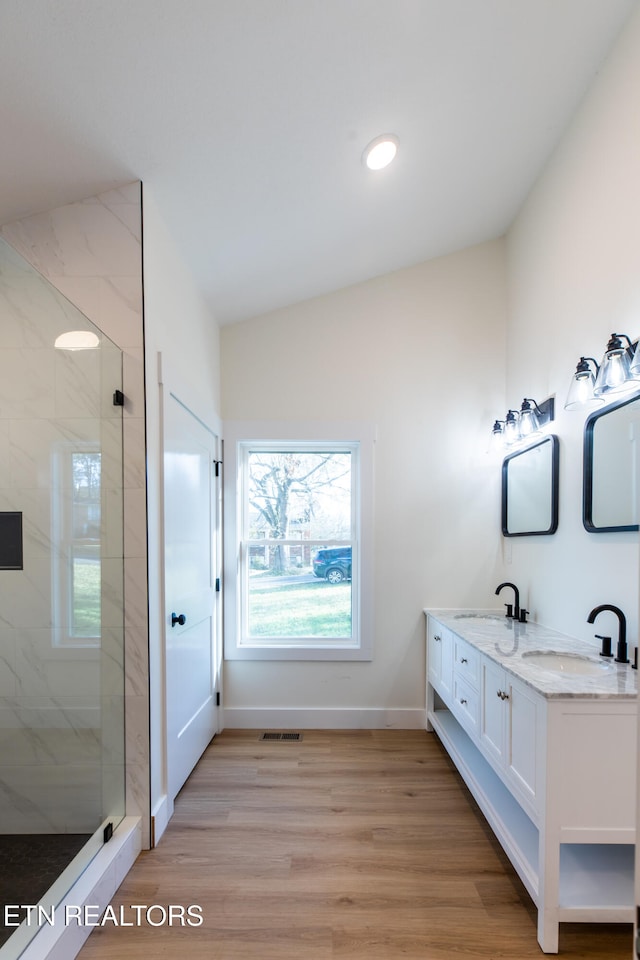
[1, 183, 150, 842]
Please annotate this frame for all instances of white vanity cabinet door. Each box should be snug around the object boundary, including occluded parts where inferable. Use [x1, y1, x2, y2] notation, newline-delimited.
[506, 675, 540, 813]
[427, 618, 453, 700]
[480, 658, 508, 766]
[480, 657, 541, 816]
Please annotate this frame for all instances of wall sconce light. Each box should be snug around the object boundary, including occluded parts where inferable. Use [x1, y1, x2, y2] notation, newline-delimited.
[504, 409, 521, 445]
[489, 420, 505, 453]
[593, 333, 640, 399]
[490, 397, 555, 452]
[564, 357, 602, 410]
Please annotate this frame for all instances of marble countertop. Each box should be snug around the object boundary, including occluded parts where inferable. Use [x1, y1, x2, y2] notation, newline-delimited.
[424, 608, 638, 700]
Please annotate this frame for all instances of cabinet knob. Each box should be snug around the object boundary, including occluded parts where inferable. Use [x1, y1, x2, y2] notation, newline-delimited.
[496, 690, 502, 699]
[434, 635, 441, 642]
[461, 657, 468, 664]
[460, 698, 467, 705]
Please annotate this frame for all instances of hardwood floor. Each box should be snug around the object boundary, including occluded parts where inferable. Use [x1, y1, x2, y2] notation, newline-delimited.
[77, 730, 632, 959]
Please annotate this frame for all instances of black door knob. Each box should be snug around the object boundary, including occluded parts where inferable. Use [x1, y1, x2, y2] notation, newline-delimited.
[171, 612, 186, 627]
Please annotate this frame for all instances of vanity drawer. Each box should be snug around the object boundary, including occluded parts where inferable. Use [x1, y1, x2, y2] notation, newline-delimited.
[452, 675, 480, 736]
[453, 637, 480, 690]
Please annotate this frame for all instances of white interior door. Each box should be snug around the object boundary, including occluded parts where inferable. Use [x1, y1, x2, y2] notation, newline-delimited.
[163, 390, 220, 801]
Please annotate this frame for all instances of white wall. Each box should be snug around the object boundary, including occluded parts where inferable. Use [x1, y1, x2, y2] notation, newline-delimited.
[221, 239, 507, 722]
[141, 185, 221, 823]
[504, 5, 640, 648]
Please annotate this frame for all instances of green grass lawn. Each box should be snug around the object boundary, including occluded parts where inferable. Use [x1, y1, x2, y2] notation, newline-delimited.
[248, 579, 351, 637]
[73, 557, 101, 636]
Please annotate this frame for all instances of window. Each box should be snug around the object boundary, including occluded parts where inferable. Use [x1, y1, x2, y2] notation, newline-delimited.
[224, 422, 374, 660]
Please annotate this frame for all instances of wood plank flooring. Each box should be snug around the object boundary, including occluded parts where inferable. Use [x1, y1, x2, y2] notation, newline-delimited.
[77, 730, 632, 959]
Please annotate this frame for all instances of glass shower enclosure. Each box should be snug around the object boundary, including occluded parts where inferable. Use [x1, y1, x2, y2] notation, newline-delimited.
[0, 237, 125, 957]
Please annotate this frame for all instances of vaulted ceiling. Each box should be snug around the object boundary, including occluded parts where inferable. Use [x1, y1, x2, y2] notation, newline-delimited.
[0, 1, 636, 323]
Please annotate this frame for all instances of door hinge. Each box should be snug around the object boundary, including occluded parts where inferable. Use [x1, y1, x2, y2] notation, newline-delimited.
[113, 389, 125, 407]
[215, 577, 221, 592]
[216, 691, 221, 706]
[214, 459, 222, 477]
[103, 822, 114, 844]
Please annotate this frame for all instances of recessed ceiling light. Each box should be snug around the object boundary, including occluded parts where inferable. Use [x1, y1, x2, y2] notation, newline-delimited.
[54, 330, 100, 351]
[362, 134, 399, 171]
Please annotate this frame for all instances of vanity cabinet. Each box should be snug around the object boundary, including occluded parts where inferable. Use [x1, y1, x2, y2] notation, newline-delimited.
[425, 610, 636, 954]
[426, 618, 453, 700]
[479, 659, 540, 817]
[451, 636, 480, 737]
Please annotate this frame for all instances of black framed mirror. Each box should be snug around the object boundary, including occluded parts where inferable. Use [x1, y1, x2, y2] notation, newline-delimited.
[583, 391, 640, 532]
[502, 435, 559, 537]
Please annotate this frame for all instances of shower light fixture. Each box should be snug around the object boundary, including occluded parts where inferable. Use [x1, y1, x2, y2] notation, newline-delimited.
[54, 330, 100, 351]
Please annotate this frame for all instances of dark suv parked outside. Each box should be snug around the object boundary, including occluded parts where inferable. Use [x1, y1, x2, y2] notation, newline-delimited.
[313, 546, 352, 584]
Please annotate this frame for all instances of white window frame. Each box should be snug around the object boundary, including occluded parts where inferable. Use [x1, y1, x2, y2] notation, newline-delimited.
[223, 421, 375, 661]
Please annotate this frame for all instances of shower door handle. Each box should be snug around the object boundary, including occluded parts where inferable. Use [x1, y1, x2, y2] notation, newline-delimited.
[171, 612, 186, 627]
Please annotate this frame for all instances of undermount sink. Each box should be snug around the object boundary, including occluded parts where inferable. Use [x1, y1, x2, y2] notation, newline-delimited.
[521, 650, 613, 675]
[453, 613, 504, 622]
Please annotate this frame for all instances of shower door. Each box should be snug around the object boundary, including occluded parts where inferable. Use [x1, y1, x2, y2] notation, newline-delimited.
[0, 237, 125, 957]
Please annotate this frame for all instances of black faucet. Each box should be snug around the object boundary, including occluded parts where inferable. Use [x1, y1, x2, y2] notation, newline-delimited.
[495, 582, 520, 620]
[587, 604, 629, 664]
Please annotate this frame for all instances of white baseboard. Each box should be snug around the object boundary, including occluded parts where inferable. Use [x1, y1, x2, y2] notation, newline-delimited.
[15, 816, 142, 960]
[222, 707, 425, 730]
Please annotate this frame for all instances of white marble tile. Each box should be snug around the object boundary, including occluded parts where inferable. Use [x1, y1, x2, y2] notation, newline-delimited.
[103, 486, 124, 559]
[4, 560, 54, 629]
[0, 762, 102, 833]
[9, 417, 103, 490]
[101, 624, 124, 676]
[1, 200, 142, 279]
[122, 349, 145, 416]
[0, 487, 51, 560]
[122, 414, 146, 489]
[122, 488, 147, 558]
[102, 762, 127, 820]
[101, 695, 125, 766]
[123, 558, 148, 631]
[98, 183, 142, 242]
[54, 347, 102, 419]
[0, 723, 101, 766]
[0, 348, 55, 419]
[53, 276, 143, 350]
[0, 420, 11, 488]
[4, 695, 100, 730]
[14, 630, 101, 697]
[100, 558, 125, 632]
[123, 623, 149, 698]
[0, 631, 17, 696]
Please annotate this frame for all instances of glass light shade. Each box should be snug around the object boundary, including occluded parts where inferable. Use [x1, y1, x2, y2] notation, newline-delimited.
[504, 411, 520, 445]
[629, 340, 640, 379]
[565, 368, 601, 410]
[519, 401, 540, 437]
[593, 344, 633, 397]
[488, 421, 505, 454]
